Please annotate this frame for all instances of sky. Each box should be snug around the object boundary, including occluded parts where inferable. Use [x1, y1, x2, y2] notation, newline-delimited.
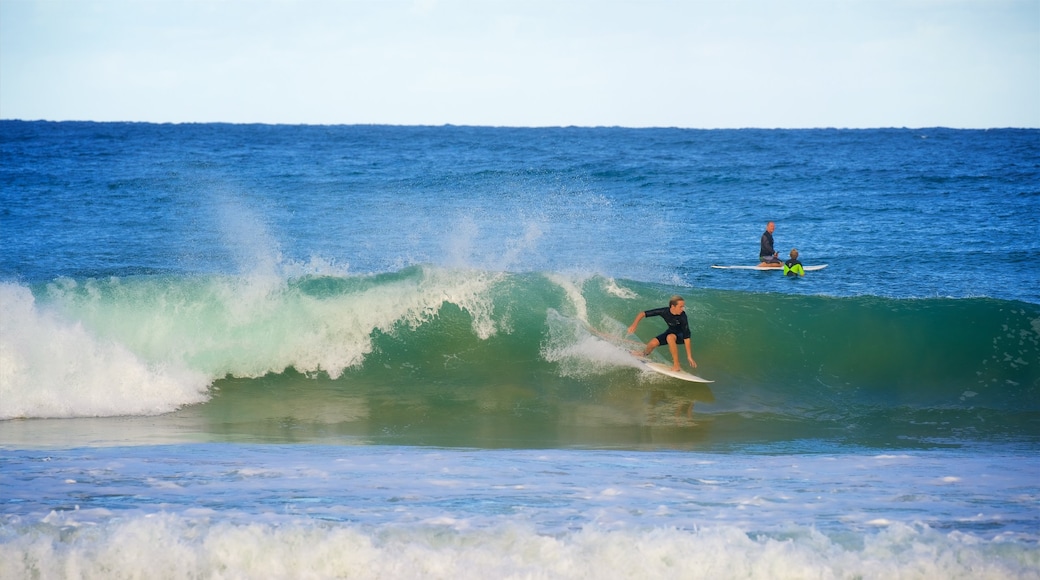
[1, 0, 1037, 128]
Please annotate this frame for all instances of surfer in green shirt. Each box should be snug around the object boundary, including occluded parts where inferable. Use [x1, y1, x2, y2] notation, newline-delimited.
[627, 295, 697, 372]
[784, 248, 805, 277]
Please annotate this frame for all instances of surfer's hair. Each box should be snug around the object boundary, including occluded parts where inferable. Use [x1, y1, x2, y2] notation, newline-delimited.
[669, 295, 684, 306]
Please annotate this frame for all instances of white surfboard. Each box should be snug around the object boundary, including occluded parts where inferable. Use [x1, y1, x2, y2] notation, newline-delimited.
[583, 322, 714, 383]
[711, 264, 828, 271]
[636, 357, 714, 383]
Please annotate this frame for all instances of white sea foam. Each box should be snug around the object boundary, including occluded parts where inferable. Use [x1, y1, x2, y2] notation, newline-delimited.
[4, 443, 1037, 577]
[602, 277, 637, 299]
[2, 513, 1035, 580]
[0, 283, 209, 419]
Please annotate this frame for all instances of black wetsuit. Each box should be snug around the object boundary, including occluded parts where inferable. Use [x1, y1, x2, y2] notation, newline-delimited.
[760, 230, 778, 262]
[643, 307, 691, 344]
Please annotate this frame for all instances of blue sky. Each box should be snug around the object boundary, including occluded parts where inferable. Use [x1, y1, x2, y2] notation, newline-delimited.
[2, 0, 1037, 128]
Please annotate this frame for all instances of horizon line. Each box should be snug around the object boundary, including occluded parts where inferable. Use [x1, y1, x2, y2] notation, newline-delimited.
[2, 118, 1037, 131]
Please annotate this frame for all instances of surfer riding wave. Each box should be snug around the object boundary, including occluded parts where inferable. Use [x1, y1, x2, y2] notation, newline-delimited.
[628, 295, 697, 372]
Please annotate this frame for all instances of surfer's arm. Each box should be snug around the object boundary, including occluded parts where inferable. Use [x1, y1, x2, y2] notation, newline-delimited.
[684, 338, 696, 368]
[627, 311, 646, 335]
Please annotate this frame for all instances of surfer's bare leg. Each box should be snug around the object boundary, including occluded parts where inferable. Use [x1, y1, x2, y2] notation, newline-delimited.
[642, 338, 661, 357]
[759, 254, 783, 268]
[666, 334, 681, 371]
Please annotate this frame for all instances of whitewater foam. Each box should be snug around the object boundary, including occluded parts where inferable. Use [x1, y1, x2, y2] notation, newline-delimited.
[0, 283, 209, 419]
[3, 514, 1035, 580]
[0, 265, 512, 419]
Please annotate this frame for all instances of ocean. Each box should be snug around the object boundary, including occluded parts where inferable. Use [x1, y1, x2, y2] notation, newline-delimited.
[1, 121, 1038, 578]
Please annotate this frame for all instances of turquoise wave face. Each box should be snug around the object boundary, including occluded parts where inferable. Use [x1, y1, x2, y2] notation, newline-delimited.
[3, 267, 1037, 448]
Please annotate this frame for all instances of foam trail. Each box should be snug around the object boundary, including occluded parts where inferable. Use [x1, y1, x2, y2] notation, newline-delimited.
[541, 308, 643, 380]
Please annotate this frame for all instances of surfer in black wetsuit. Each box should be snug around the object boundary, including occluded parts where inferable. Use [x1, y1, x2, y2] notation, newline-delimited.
[759, 221, 782, 267]
[628, 295, 697, 372]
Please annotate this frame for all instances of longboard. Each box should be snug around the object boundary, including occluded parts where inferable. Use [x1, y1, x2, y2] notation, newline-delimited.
[711, 264, 828, 271]
[634, 355, 714, 383]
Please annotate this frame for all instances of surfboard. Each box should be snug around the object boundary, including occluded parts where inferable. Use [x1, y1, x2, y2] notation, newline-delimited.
[583, 322, 714, 383]
[634, 355, 714, 383]
[711, 264, 828, 271]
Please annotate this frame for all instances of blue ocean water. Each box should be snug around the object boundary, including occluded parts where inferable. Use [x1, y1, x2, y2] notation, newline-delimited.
[1, 121, 1038, 578]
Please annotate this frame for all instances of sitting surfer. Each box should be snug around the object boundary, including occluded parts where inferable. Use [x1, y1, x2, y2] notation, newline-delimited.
[784, 248, 805, 277]
[758, 221, 782, 267]
[627, 295, 697, 372]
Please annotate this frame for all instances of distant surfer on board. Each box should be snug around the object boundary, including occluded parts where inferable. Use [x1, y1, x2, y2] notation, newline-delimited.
[627, 295, 697, 372]
[784, 248, 805, 277]
[759, 221, 782, 267]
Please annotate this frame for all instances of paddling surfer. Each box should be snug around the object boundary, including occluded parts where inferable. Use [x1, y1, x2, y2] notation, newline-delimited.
[784, 248, 805, 277]
[628, 295, 697, 372]
[759, 221, 782, 267]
